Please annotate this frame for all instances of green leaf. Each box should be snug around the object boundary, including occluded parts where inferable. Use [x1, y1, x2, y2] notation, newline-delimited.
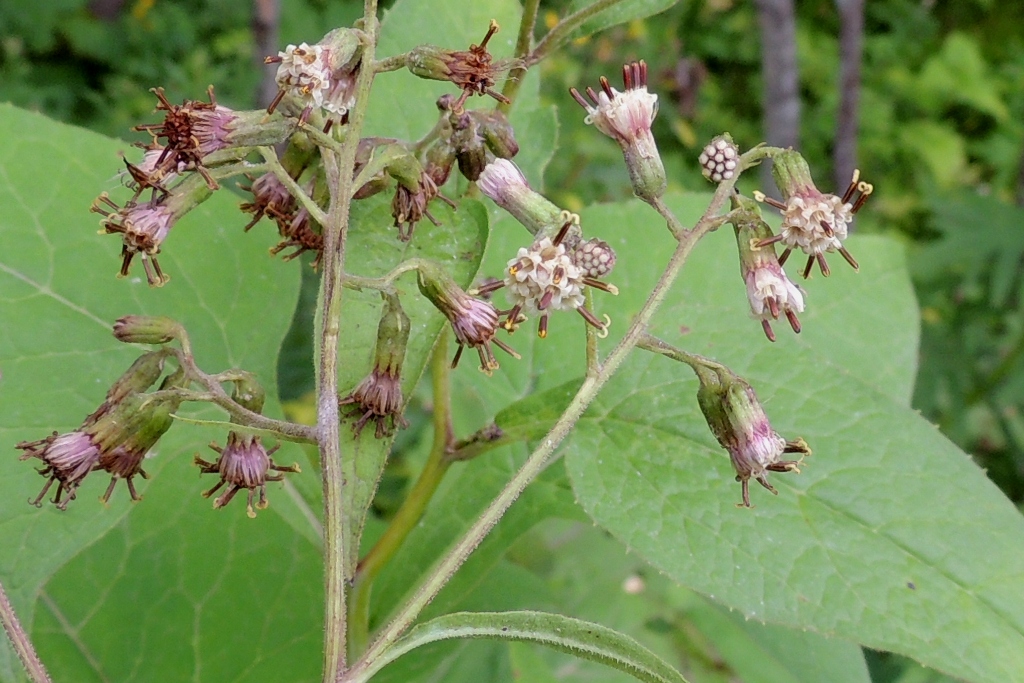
[0, 104, 306, 679]
[365, 610, 690, 683]
[563, 0, 681, 43]
[562, 197, 1024, 683]
[336, 195, 490, 576]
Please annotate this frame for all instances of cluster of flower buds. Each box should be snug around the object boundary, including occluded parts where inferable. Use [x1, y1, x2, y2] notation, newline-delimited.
[754, 149, 873, 278]
[699, 135, 739, 183]
[695, 364, 810, 507]
[18, 316, 299, 517]
[571, 60, 666, 203]
[340, 293, 411, 438]
[17, 344, 182, 509]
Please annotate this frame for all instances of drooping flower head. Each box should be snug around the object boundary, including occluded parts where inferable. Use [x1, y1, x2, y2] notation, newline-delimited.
[17, 431, 102, 509]
[418, 262, 518, 374]
[731, 194, 805, 342]
[240, 172, 298, 231]
[696, 367, 810, 508]
[570, 61, 666, 201]
[340, 293, 411, 438]
[754, 150, 873, 278]
[194, 432, 300, 518]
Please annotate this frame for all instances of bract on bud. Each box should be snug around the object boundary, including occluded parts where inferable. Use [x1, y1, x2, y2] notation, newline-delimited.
[756, 149, 873, 278]
[476, 159, 566, 237]
[340, 292, 411, 438]
[90, 391, 182, 504]
[478, 109, 519, 159]
[696, 367, 810, 507]
[450, 110, 488, 182]
[570, 61, 666, 202]
[113, 315, 185, 345]
[195, 432, 300, 518]
[730, 195, 805, 342]
[417, 261, 518, 374]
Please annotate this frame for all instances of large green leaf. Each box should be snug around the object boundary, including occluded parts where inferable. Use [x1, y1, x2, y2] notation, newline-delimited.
[563, 0, 681, 43]
[0, 103, 306, 680]
[560, 197, 1024, 683]
[364, 610, 690, 683]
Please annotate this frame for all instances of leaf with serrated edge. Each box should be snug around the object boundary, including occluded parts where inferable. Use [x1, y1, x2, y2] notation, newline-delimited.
[365, 611, 690, 683]
[563, 197, 1024, 683]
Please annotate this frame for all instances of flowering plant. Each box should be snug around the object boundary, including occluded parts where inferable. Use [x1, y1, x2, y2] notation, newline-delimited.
[1, 2, 1022, 683]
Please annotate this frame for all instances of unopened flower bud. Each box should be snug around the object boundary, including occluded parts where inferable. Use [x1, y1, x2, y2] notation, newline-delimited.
[478, 109, 519, 159]
[757, 149, 873, 278]
[421, 136, 457, 188]
[572, 238, 617, 279]
[696, 368, 809, 507]
[451, 111, 488, 182]
[476, 159, 565, 236]
[699, 135, 739, 183]
[113, 315, 185, 345]
[195, 432, 300, 518]
[99, 350, 172, 412]
[230, 372, 267, 414]
[340, 292, 410, 438]
[730, 195, 804, 342]
[418, 261, 518, 374]
[570, 61, 665, 202]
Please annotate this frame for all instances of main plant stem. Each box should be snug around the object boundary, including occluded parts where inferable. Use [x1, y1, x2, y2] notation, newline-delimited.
[318, 2, 380, 680]
[0, 581, 51, 683]
[343, 156, 754, 683]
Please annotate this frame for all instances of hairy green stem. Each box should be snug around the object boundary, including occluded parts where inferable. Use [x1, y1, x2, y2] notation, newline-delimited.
[637, 333, 727, 386]
[0, 580, 52, 683]
[260, 147, 329, 225]
[343, 155, 750, 683]
[319, 2, 381, 680]
[374, 53, 409, 73]
[343, 258, 431, 292]
[497, 0, 541, 112]
[347, 337, 455, 659]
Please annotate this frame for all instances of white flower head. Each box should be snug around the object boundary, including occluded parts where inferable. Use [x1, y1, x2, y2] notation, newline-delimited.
[274, 43, 332, 109]
[779, 194, 852, 256]
[505, 237, 586, 317]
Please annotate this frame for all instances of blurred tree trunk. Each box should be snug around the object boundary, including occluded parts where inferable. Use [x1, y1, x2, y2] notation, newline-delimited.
[754, 0, 800, 193]
[253, 0, 281, 108]
[834, 0, 865, 191]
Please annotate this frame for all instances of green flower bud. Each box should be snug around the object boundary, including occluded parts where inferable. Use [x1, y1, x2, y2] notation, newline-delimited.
[230, 372, 267, 414]
[112, 315, 184, 345]
[696, 367, 809, 508]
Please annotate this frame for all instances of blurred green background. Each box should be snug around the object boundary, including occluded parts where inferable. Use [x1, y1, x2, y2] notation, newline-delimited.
[3, 0, 1023, 680]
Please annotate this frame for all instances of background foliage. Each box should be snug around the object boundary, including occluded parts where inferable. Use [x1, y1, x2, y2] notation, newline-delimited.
[2, 0, 1024, 682]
